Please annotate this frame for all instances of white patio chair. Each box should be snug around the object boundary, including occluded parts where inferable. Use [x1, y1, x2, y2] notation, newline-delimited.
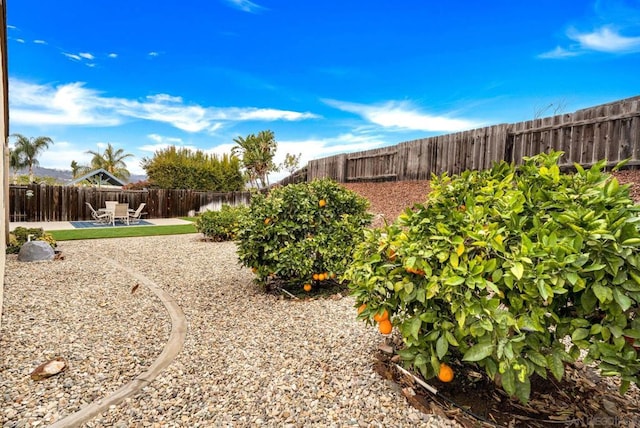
[105, 201, 118, 211]
[112, 203, 130, 226]
[85, 202, 110, 224]
[128, 203, 147, 224]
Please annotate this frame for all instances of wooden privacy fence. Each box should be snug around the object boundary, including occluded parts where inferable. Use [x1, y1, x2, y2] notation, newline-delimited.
[307, 95, 640, 182]
[9, 185, 252, 222]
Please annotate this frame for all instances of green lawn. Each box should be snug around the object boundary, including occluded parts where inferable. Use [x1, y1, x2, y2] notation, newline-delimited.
[49, 218, 198, 241]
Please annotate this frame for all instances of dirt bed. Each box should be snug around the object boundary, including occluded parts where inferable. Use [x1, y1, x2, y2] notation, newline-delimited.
[344, 170, 640, 227]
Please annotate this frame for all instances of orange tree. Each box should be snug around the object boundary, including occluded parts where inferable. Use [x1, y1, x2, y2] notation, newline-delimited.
[345, 152, 640, 403]
[236, 179, 372, 290]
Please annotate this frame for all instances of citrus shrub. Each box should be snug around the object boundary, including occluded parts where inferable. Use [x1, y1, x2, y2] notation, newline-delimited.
[344, 151, 640, 403]
[195, 204, 248, 241]
[236, 178, 372, 290]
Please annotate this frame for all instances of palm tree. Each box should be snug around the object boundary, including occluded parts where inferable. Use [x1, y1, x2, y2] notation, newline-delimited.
[232, 130, 278, 189]
[254, 130, 278, 188]
[11, 133, 54, 183]
[70, 160, 82, 178]
[232, 134, 261, 189]
[85, 143, 134, 181]
[9, 148, 27, 184]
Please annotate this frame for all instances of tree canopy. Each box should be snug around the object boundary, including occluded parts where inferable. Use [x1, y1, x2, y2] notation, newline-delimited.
[141, 146, 244, 191]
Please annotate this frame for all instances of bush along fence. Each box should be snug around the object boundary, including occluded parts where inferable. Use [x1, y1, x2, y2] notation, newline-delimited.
[9, 185, 252, 222]
[306, 95, 640, 182]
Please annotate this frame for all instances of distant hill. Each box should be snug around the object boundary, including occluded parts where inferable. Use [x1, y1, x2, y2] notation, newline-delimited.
[16, 166, 147, 185]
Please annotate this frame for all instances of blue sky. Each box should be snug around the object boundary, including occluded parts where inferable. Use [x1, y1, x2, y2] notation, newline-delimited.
[7, 0, 640, 181]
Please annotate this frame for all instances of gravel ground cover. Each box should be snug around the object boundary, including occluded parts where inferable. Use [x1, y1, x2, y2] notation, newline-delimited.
[4, 169, 640, 427]
[1, 235, 457, 427]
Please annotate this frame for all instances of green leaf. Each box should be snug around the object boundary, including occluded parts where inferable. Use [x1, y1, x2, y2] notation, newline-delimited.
[613, 288, 633, 311]
[455, 310, 466, 329]
[592, 283, 613, 303]
[444, 275, 465, 286]
[537, 281, 552, 301]
[620, 380, 631, 395]
[582, 263, 606, 272]
[547, 350, 565, 381]
[436, 335, 448, 359]
[515, 377, 531, 403]
[510, 262, 524, 280]
[621, 238, 640, 246]
[622, 328, 640, 339]
[444, 330, 459, 346]
[501, 367, 516, 396]
[462, 342, 495, 362]
[581, 290, 597, 312]
[566, 271, 579, 286]
[527, 350, 547, 368]
[408, 317, 421, 340]
[396, 348, 416, 360]
[571, 328, 590, 342]
[450, 252, 459, 269]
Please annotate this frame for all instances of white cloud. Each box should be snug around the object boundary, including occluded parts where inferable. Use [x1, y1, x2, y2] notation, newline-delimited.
[63, 52, 99, 66]
[538, 46, 582, 59]
[148, 94, 183, 103]
[223, 0, 265, 13]
[116, 98, 218, 133]
[10, 80, 121, 126]
[324, 99, 480, 132]
[63, 52, 82, 61]
[15, 38, 25, 44]
[38, 141, 93, 171]
[33, 39, 47, 45]
[541, 24, 640, 58]
[108, 53, 118, 58]
[148, 51, 159, 57]
[224, 107, 319, 121]
[10, 78, 318, 133]
[208, 143, 237, 158]
[146, 134, 185, 146]
[117, 93, 316, 132]
[569, 26, 640, 52]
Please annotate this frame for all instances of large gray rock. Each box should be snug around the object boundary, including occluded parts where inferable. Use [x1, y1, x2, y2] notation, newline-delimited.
[18, 240, 55, 262]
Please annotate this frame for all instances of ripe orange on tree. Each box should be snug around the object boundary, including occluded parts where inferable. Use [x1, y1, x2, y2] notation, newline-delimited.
[264, 217, 271, 225]
[378, 319, 393, 335]
[312, 273, 320, 281]
[437, 363, 454, 382]
[373, 309, 389, 322]
[303, 283, 312, 292]
[357, 303, 367, 314]
[405, 266, 425, 276]
[319, 199, 327, 207]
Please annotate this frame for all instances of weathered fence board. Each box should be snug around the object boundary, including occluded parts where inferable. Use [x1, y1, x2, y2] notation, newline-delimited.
[307, 95, 640, 182]
[9, 185, 252, 222]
